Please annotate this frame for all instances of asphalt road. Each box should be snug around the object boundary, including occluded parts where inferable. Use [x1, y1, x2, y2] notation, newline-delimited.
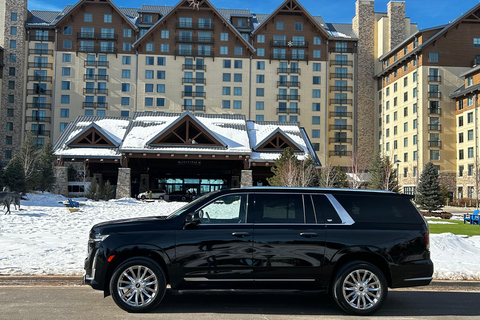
[1, 285, 480, 320]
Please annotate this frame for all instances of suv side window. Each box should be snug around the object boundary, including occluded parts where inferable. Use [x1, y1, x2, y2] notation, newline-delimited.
[312, 195, 340, 223]
[199, 194, 247, 224]
[254, 194, 304, 223]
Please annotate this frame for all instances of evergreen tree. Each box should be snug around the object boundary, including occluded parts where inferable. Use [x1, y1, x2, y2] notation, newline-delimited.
[101, 180, 115, 201]
[4, 156, 26, 193]
[267, 147, 300, 187]
[86, 178, 100, 201]
[334, 166, 348, 188]
[416, 162, 443, 212]
[369, 153, 384, 190]
[368, 154, 399, 192]
[36, 140, 56, 192]
[384, 156, 399, 193]
[0, 167, 4, 190]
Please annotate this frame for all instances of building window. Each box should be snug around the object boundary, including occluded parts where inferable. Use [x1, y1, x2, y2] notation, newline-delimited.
[430, 150, 440, 161]
[256, 115, 264, 122]
[84, 13, 93, 22]
[469, 164, 474, 176]
[312, 90, 321, 98]
[145, 70, 154, 79]
[145, 97, 154, 107]
[161, 44, 169, 52]
[157, 71, 166, 79]
[61, 95, 70, 104]
[234, 74, 242, 82]
[8, 81, 14, 90]
[474, 38, 480, 48]
[429, 52, 439, 63]
[312, 103, 320, 111]
[146, 43, 154, 52]
[7, 95, 14, 103]
[61, 81, 70, 90]
[220, 33, 228, 41]
[220, 46, 228, 55]
[257, 34, 265, 43]
[234, 60, 242, 69]
[468, 147, 474, 158]
[276, 21, 284, 30]
[312, 130, 320, 138]
[156, 98, 165, 107]
[468, 112, 474, 123]
[256, 75, 265, 83]
[11, 26, 17, 35]
[257, 48, 265, 57]
[121, 111, 130, 117]
[256, 101, 264, 110]
[468, 95, 474, 107]
[122, 70, 131, 78]
[122, 56, 131, 65]
[121, 97, 130, 106]
[60, 109, 69, 118]
[313, 76, 321, 85]
[468, 129, 474, 141]
[157, 84, 165, 93]
[122, 83, 130, 92]
[234, 47, 243, 55]
[223, 73, 231, 82]
[294, 22, 303, 31]
[313, 37, 321, 45]
[222, 100, 230, 109]
[256, 88, 264, 97]
[312, 116, 320, 125]
[157, 57, 166, 66]
[313, 50, 321, 58]
[11, 12, 18, 21]
[62, 67, 70, 76]
[124, 29, 132, 38]
[123, 43, 132, 51]
[10, 40, 16, 49]
[104, 14, 112, 23]
[233, 101, 242, 109]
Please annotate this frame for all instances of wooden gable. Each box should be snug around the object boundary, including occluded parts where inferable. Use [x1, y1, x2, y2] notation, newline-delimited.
[68, 126, 116, 147]
[256, 131, 301, 151]
[148, 114, 225, 147]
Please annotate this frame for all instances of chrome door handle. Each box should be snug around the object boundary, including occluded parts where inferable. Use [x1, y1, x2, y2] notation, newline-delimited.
[232, 232, 250, 237]
[300, 232, 318, 238]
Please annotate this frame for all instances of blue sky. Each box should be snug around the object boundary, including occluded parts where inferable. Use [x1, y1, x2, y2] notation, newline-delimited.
[28, 0, 480, 30]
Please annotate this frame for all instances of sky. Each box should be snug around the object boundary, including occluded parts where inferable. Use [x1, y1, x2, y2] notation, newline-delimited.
[27, 0, 480, 30]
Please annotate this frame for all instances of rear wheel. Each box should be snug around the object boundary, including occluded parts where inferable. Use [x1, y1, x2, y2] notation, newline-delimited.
[110, 257, 166, 313]
[140, 195, 146, 200]
[332, 261, 387, 315]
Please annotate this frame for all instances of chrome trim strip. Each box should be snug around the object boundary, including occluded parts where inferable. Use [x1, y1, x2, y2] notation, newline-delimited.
[404, 277, 433, 282]
[184, 278, 316, 282]
[255, 279, 316, 282]
[184, 278, 254, 282]
[325, 194, 355, 225]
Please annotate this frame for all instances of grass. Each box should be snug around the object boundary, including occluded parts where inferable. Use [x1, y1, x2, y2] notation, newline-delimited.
[427, 218, 480, 237]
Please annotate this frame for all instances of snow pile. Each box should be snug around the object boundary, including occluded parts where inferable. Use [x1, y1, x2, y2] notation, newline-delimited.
[1, 193, 480, 280]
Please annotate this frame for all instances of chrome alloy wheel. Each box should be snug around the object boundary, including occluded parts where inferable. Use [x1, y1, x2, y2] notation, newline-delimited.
[117, 265, 159, 307]
[342, 269, 382, 311]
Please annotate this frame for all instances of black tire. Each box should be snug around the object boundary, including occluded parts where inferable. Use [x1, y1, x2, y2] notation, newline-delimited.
[332, 261, 388, 316]
[140, 195, 146, 200]
[181, 196, 186, 201]
[110, 257, 166, 313]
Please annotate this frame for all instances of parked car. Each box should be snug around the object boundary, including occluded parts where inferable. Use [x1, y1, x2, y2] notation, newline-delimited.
[136, 189, 166, 200]
[84, 187, 433, 315]
[164, 189, 197, 201]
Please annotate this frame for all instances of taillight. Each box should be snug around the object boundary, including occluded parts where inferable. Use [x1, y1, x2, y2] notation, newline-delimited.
[425, 231, 430, 250]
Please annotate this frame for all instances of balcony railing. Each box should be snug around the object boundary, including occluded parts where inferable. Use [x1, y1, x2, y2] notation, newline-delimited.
[84, 74, 109, 81]
[31, 35, 55, 42]
[277, 81, 301, 88]
[329, 151, 353, 157]
[330, 86, 353, 92]
[329, 125, 353, 131]
[175, 50, 213, 57]
[328, 47, 355, 53]
[28, 62, 53, 69]
[28, 49, 53, 55]
[330, 73, 353, 79]
[175, 22, 215, 30]
[83, 88, 108, 95]
[277, 108, 300, 115]
[329, 112, 353, 118]
[182, 64, 206, 71]
[84, 60, 109, 67]
[182, 91, 206, 98]
[77, 32, 117, 40]
[428, 75, 441, 82]
[82, 102, 108, 109]
[175, 36, 214, 44]
[329, 138, 353, 144]
[270, 40, 308, 48]
[28, 130, 50, 136]
[27, 76, 52, 82]
[428, 108, 441, 115]
[182, 78, 206, 84]
[277, 94, 300, 101]
[428, 92, 442, 98]
[428, 140, 442, 147]
[78, 46, 117, 54]
[330, 99, 353, 105]
[27, 89, 52, 96]
[428, 124, 442, 131]
[330, 60, 353, 66]
[182, 105, 206, 111]
[277, 68, 301, 75]
[26, 116, 51, 122]
[270, 54, 309, 61]
[26, 103, 52, 109]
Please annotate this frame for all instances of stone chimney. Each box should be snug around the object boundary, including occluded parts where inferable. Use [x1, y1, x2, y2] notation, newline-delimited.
[388, 1, 406, 50]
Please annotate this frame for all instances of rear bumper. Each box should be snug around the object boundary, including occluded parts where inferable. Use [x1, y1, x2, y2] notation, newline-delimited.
[391, 259, 434, 288]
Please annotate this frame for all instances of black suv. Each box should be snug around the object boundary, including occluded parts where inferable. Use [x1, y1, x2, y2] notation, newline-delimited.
[84, 187, 433, 315]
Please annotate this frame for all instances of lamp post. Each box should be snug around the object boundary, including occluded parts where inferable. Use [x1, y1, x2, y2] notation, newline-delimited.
[395, 159, 402, 189]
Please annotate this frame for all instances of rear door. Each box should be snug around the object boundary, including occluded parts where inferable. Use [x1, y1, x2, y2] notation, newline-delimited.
[252, 193, 326, 287]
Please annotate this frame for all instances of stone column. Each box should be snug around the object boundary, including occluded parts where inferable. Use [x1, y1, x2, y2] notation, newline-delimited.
[116, 168, 131, 199]
[388, 1, 406, 50]
[53, 166, 68, 196]
[240, 170, 253, 188]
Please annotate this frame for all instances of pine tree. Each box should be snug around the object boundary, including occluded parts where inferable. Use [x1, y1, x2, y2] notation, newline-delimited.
[36, 140, 56, 192]
[334, 166, 348, 188]
[267, 147, 300, 187]
[368, 154, 399, 192]
[86, 178, 100, 201]
[369, 153, 384, 190]
[416, 162, 443, 212]
[4, 156, 26, 193]
[101, 181, 115, 200]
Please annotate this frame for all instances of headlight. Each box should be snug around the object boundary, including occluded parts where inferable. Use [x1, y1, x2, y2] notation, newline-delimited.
[93, 233, 110, 242]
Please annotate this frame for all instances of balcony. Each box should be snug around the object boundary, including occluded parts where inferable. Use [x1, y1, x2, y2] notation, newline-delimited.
[270, 54, 309, 61]
[329, 138, 353, 144]
[78, 45, 117, 54]
[27, 76, 52, 82]
[330, 73, 353, 80]
[277, 81, 300, 88]
[428, 140, 442, 148]
[83, 88, 108, 95]
[277, 68, 301, 75]
[428, 107, 441, 115]
[28, 49, 53, 55]
[329, 125, 353, 131]
[182, 91, 206, 98]
[28, 62, 53, 69]
[330, 99, 353, 105]
[176, 22, 215, 30]
[182, 78, 206, 84]
[31, 35, 55, 42]
[27, 89, 52, 96]
[328, 47, 355, 53]
[77, 32, 117, 40]
[84, 74, 109, 81]
[84, 60, 109, 67]
[175, 49, 213, 57]
[329, 112, 353, 118]
[428, 124, 442, 131]
[26, 116, 51, 122]
[182, 105, 206, 112]
[175, 36, 214, 44]
[428, 92, 442, 99]
[277, 94, 300, 101]
[27, 103, 52, 109]
[428, 75, 441, 82]
[182, 64, 206, 71]
[277, 108, 300, 115]
[270, 40, 308, 48]
[82, 102, 108, 109]
[329, 151, 353, 157]
[330, 86, 353, 92]
[29, 130, 50, 136]
[329, 60, 353, 66]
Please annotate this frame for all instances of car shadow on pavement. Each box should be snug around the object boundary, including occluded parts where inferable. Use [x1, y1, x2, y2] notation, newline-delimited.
[150, 289, 480, 317]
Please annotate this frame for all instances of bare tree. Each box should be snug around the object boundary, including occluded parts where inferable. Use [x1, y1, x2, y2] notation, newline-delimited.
[348, 151, 367, 189]
[19, 131, 41, 190]
[318, 164, 338, 188]
[297, 154, 318, 187]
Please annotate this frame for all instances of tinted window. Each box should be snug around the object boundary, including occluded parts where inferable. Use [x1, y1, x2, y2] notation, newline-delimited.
[334, 195, 419, 223]
[254, 194, 303, 223]
[312, 195, 340, 223]
[199, 194, 247, 224]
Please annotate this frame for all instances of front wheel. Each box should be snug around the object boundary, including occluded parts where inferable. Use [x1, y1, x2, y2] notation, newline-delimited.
[332, 261, 387, 316]
[110, 257, 166, 313]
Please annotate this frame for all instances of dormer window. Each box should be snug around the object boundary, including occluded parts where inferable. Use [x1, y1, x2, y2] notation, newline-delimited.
[467, 76, 473, 87]
[144, 15, 152, 23]
[237, 19, 246, 27]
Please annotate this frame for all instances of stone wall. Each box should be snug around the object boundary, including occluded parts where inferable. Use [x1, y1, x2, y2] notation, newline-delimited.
[53, 166, 68, 196]
[387, 1, 406, 50]
[240, 170, 252, 188]
[116, 168, 131, 199]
